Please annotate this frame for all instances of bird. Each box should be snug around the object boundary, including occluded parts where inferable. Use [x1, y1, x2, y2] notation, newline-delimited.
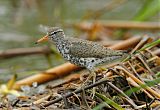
[36, 27, 128, 82]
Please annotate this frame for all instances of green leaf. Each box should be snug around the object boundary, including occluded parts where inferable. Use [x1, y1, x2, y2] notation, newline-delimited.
[7, 74, 17, 90]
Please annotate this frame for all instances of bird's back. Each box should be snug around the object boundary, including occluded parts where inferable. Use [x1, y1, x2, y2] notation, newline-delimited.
[64, 37, 127, 59]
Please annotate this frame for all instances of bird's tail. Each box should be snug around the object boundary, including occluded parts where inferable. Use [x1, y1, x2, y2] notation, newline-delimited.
[118, 48, 131, 54]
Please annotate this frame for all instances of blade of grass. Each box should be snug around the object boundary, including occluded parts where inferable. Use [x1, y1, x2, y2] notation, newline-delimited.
[95, 92, 124, 110]
[92, 102, 108, 110]
[138, 39, 160, 52]
[115, 0, 160, 38]
[125, 77, 160, 97]
[133, 0, 160, 21]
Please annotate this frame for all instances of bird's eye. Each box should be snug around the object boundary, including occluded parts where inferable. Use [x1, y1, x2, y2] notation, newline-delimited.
[49, 31, 56, 36]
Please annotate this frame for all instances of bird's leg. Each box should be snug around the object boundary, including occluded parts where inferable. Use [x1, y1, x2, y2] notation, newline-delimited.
[89, 69, 96, 99]
[84, 68, 96, 98]
[80, 71, 90, 83]
[90, 69, 96, 84]
[81, 68, 96, 85]
[80, 67, 97, 98]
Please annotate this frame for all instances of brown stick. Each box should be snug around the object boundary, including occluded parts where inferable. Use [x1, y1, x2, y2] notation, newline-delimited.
[13, 63, 80, 90]
[109, 35, 141, 50]
[13, 36, 142, 90]
[74, 21, 160, 30]
[127, 77, 154, 99]
[153, 49, 160, 56]
[0, 46, 52, 59]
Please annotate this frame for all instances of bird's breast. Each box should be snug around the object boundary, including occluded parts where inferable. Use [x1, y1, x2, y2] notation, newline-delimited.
[56, 43, 70, 60]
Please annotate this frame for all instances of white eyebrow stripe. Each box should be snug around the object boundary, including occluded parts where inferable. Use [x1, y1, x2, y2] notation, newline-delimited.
[50, 29, 63, 35]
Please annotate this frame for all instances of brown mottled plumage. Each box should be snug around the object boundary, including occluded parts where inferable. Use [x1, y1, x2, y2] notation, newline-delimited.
[38, 27, 128, 70]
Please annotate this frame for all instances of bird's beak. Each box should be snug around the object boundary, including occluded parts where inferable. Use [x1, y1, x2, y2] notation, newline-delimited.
[35, 35, 49, 44]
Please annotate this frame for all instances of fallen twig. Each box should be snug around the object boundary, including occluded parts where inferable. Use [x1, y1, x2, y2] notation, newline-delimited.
[106, 82, 138, 109]
[136, 101, 160, 109]
[46, 73, 80, 89]
[153, 49, 160, 56]
[33, 95, 51, 105]
[130, 35, 151, 54]
[42, 78, 109, 107]
[126, 77, 154, 99]
[115, 64, 160, 99]
[136, 54, 154, 75]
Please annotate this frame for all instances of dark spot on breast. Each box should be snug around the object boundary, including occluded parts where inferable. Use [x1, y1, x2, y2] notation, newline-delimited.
[91, 60, 95, 62]
[62, 44, 65, 48]
[84, 61, 86, 65]
[80, 60, 83, 63]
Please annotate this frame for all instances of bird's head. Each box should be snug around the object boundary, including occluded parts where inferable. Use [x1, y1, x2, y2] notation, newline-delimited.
[35, 27, 64, 44]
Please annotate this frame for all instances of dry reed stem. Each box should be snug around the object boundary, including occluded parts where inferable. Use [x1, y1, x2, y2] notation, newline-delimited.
[130, 35, 151, 54]
[153, 49, 160, 56]
[127, 77, 154, 99]
[115, 65, 160, 99]
[0, 46, 51, 59]
[75, 21, 160, 30]
[136, 101, 160, 109]
[13, 63, 80, 90]
[33, 95, 51, 105]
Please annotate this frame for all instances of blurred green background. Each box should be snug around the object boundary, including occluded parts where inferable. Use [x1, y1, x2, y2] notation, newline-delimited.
[0, 0, 159, 82]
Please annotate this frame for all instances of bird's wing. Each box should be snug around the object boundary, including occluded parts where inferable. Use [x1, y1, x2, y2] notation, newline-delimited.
[66, 37, 125, 58]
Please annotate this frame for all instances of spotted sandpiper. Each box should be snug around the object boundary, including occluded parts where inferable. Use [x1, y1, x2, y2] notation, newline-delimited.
[36, 27, 128, 81]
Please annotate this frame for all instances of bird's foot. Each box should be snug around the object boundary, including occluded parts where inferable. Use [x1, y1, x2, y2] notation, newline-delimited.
[91, 72, 96, 99]
[80, 72, 90, 85]
[80, 71, 96, 84]
[81, 71, 96, 98]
